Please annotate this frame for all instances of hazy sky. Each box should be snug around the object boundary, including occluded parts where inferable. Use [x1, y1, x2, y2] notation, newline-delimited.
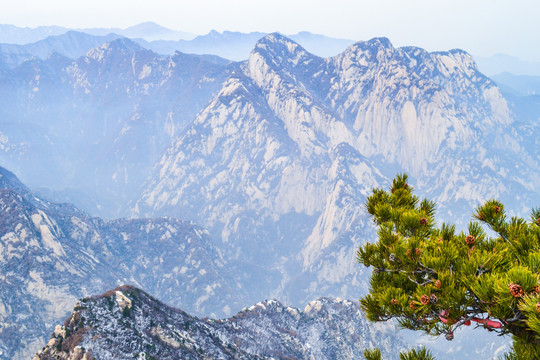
[1, 0, 539, 60]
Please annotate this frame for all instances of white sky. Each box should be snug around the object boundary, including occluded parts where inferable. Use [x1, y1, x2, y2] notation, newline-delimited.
[1, 0, 539, 60]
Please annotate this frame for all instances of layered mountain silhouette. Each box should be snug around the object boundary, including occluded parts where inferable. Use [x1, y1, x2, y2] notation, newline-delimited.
[0, 32, 536, 359]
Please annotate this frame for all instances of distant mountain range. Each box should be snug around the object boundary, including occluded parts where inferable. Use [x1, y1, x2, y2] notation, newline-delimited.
[3, 22, 539, 75]
[475, 53, 540, 77]
[491, 72, 540, 96]
[0, 31, 123, 67]
[136, 30, 355, 60]
[0, 22, 195, 44]
[0, 25, 355, 64]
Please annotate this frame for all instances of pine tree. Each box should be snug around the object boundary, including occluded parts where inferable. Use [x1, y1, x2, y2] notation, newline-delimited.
[357, 174, 540, 358]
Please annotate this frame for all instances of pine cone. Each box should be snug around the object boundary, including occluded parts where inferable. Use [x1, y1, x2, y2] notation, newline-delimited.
[391, 298, 398, 305]
[537, 217, 540, 225]
[420, 294, 430, 305]
[465, 235, 475, 245]
[533, 285, 539, 295]
[430, 294, 438, 304]
[434, 280, 442, 289]
[494, 206, 501, 213]
[420, 218, 428, 226]
[445, 331, 454, 341]
[508, 282, 524, 298]
[536, 302, 540, 313]
[477, 213, 484, 220]
[409, 301, 416, 309]
[406, 249, 412, 258]
[415, 248, 422, 257]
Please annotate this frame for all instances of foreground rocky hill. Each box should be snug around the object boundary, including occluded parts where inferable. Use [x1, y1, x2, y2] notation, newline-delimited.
[0, 167, 246, 359]
[34, 285, 406, 360]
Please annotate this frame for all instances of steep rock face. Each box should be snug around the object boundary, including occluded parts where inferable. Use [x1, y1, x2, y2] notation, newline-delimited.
[134, 34, 538, 311]
[0, 38, 232, 217]
[34, 286, 406, 360]
[0, 167, 244, 360]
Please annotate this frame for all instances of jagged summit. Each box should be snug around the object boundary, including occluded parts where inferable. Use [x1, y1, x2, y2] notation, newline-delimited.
[86, 37, 145, 59]
[34, 285, 405, 360]
[251, 32, 321, 65]
[342, 37, 482, 79]
[0, 166, 246, 359]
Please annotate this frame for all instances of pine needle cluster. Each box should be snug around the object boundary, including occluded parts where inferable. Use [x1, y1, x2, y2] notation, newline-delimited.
[357, 174, 540, 357]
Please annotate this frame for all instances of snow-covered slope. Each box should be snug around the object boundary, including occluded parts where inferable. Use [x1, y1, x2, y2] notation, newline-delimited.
[34, 285, 406, 360]
[0, 167, 245, 359]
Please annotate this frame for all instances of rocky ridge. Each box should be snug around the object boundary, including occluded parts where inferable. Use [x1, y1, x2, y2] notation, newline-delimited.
[134, 34, 539, 307]
[34, 285, 406, 360]
[0, 167, 245, 359]
[0, 37, 232, 217]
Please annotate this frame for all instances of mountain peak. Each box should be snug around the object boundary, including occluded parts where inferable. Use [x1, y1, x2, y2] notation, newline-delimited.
[103, 37, 142, 51]
[347, 36, 394, 54]
[252, 32, 317, 62]
[366, 36, 393, 48]
[125, 21, 170, 32]
[86, 37, 144, 60]
[257, 32, 297, 46]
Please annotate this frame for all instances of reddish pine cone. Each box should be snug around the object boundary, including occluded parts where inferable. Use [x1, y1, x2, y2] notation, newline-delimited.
[533, 285, 540, 295]
[420, 218, 428, 226]
[434, 280, 442, 289]
[536, 302, 540, 313]
[409, 301, 416, 309]
[494, 206, 501, 213]
[465, 235, 475, 245]
[391, 298, 398, 305]
[509, 283, 524, 298]
[537, 217, 540, 225]
[415, 248, 422, 257]
[406, 249, 412, 257]
[477, 213, 484, 220]
[420, 294, 430, 305]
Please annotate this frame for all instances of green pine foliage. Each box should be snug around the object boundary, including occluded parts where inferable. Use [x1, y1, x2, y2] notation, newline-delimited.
[363, 348, 382, 360]
[357, 174, 540, 356]
[399, 347, 435, 360]
[363, 347, 434, 360]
